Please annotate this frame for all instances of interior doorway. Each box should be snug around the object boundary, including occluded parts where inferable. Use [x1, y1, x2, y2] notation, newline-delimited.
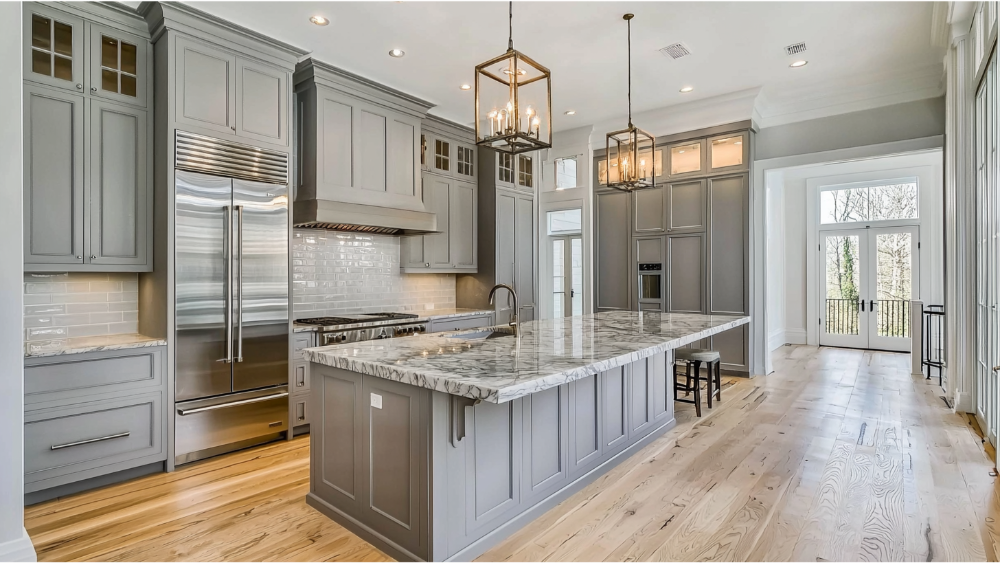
[551, 236, 583, 318]
[819, 226, 919, 351]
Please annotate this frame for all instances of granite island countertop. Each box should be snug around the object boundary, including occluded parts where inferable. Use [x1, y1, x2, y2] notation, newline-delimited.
[303, 311, 750, 403]
[25, 333, 167, 358]
[292, 307, 494, 332]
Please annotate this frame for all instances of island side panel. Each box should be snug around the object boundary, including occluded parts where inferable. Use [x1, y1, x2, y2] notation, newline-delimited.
[433, 349, 677, 562]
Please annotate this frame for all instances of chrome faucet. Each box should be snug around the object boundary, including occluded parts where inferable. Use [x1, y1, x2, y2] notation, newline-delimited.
[488, 283, 519, 336]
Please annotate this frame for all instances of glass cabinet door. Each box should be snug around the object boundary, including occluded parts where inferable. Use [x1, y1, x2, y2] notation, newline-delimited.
[666, 139, 706, 179]
[24, 4, 85, 93]
[455, 143, 475, 180]
[708, 132, 749, 173]
[89, 23, 147, 108]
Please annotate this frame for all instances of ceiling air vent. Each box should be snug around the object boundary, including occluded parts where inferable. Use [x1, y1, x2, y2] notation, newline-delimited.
[784, 42, 807, 56]
[659, 43, 691, 60]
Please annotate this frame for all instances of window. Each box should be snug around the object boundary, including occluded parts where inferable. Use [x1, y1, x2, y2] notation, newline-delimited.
[30, 13, 74, 81]
[547, 208, 582, 235]
[457, 146, 474, 176]
[820, 180, 918, 224]
[435, 139, 450, 171]
[518, 155, 533, 188]
[554, 157, 577, 189]
[100, 35, 138, 97]
[498, 153, 514, 183]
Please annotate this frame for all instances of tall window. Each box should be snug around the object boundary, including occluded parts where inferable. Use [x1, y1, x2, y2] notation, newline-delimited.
[820, 180, 918, 224]
[554, 157, 577, 189]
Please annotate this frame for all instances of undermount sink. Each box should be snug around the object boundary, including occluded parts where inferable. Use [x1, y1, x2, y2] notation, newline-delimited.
[446, 328, 515, 341]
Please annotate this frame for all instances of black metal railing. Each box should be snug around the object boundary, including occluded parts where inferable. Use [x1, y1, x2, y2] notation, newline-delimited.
[826, 299, 860, 335]
[876, 299, 910, 338]
[923, 305, 945, 385]
[825, 299, 910, 337]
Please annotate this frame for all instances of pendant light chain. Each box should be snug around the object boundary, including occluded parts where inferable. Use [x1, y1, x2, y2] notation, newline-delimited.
[627, 15, 632, 127]
[508, 1, 513, 51]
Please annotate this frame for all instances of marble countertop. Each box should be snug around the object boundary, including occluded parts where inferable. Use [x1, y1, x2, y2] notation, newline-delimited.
[292, 308, 494, 332]
[304, 311, 750, 403]
[25, 333, 167, 358]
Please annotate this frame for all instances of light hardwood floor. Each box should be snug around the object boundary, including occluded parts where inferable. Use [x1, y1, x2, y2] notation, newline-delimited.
[25, 346, 1000, 562]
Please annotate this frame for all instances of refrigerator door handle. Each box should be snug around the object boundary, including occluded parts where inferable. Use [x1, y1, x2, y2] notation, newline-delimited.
[235, 204, 244, 363]
[223, 205, 234, 364]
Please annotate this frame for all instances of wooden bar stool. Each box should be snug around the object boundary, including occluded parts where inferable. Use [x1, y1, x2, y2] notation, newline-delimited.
[673, 348, 722, 417]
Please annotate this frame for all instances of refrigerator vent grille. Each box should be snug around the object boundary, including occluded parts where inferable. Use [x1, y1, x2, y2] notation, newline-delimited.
[175, 130, 288, 185]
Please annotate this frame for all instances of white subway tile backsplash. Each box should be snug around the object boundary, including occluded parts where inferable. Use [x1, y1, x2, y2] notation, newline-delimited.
[23, 273, 141, 347]
[291, 230, 456, 318]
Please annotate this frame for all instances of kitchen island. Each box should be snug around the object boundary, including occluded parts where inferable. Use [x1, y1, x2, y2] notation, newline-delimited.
[302, 311, 750, 561]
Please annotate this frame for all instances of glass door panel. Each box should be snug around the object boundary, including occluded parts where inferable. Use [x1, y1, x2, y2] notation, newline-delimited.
[868, 227, 918, 352]
[551, 236, 583, 318]
[820, 230, 868, 349]
[571, 238, 583, 316]
[552, 239, 565, 318]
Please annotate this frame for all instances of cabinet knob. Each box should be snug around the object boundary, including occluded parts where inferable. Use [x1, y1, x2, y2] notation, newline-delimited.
[75, 83, 82, 90]
[90, 86, 97, 92]
[76, 255, 82, 260]
[90, 255, 97, 260]
[425, 263, 430, 267]
[231, 126, 236, 131]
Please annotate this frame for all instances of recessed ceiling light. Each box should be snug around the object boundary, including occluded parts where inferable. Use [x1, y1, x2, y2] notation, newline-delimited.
[460, 84, 471, 90]
[789, 60, 808, 68]
[309, 15, 329, 26]
[564, 110, 576, 115]
[679, 86, 694, 93]
[389, 49, 405, 58]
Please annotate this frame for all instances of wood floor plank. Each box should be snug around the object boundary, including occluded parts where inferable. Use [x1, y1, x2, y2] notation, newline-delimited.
[24, 346, 997, 562]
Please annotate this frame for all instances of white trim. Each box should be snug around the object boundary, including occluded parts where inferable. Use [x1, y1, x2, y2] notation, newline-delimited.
[0, 529, 36, 563]
[785, 329, 808, 345]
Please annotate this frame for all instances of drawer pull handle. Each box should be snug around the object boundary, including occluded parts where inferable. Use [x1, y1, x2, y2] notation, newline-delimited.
[177, 392, 289, 416]
[51, 431, 130, 450]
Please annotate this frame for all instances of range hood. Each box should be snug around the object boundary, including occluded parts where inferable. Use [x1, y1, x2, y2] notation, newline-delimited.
[293, 199, 438, 236]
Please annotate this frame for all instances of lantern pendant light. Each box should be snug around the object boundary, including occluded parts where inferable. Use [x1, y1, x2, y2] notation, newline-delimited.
[604, 14, 655, 191]
[474, 1, 552, 155]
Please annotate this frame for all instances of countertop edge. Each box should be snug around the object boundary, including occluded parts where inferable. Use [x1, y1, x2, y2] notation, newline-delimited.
[293, 309, 494, 332]
[304, 316, 750, 404]
[25, 338, 167, 359]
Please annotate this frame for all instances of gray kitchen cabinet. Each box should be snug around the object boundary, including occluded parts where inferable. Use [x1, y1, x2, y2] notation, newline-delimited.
[495, 151, 537, 193]
[23, 84, 85, 266]
[520, 385, 569, 502]
[175, 35, 235, 135]
[666, 233, 706, 314]
[23, 3, 86, 93]
[595, 190, 631, 312]
[515, 192, 536, 320]
[291, 332, 316, 434]
[236, 56, 288, 146]
[426, 314, 493, 333]
[632, 185, 666, 235]
[24, 345, 168, 497]
[403, 174, 478, 273]
[633, 236, 664, 313]
[666, 179, 707, 233]
[89, 99, 150, 267]
[666, 138, 707, 180]
[707, 131, 749, 174]
[707, 173, 750, 371]
[88, 22, 148, 109]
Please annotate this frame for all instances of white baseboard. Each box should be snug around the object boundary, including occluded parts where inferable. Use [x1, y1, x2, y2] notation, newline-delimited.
[768, 330, 785, 352]
[954, 390, 974, 413]
[0, 529, 36, 562]
[784, 329, 808, 345]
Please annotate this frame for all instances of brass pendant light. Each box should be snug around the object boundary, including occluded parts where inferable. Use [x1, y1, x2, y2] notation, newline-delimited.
[603, 13, 655, 191]
[474, 1, 552, 155]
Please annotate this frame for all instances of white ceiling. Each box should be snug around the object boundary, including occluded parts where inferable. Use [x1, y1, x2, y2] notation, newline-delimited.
[153, 2, 947, 132]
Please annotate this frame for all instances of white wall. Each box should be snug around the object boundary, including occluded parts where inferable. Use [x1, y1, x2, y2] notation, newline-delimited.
[538, 125, 594, 319]
[766, 173, 786, 352]
[771, 151, 944, 346]
[0, 1, 36, 560]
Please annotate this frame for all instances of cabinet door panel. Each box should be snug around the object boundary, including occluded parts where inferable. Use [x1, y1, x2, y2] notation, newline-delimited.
[708, 132, 748, 174]
[175, 36, 235, 134]
[602, 367, 628, 451]
[468, 400, 520, 523]
[633, 186, 666, 234]
[568, 375, 601, 473]
[708, 175, 748, 314]
[358, 110, 387, 192]
[596, 190, 630, 311]
[23, 4, 85, 93]
[523, 386, 566, 494]
[236, 57, 287, 145]
[667, 234, 705, 314]
[423, 177, 451, 267]
[712, 324, 749, 371]
[666, 139, 707, 180]
[88, 23, 147, 108]
[321, 97, 354, 189]
[495, 192, 516, 323]
[515, 193, 536, 308]
[389, 119, 416, 196]
[667, 179, 706, 233]
[90, 100, 148, 267]
[24, 85, 84, 265]
[452, 180, 477, 268]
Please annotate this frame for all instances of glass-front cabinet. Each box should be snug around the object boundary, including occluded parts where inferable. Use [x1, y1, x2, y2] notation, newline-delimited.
[666, 139, 706, 179]
[89, 23, 147, 108]
[24, 4, 85, 92]
[708, 132, 748, 174]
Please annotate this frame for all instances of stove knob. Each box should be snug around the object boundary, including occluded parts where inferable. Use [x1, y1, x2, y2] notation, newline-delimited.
[339, 334, 347, 342]
[418, 326, 426, 332]
[407, 327, 414, 333]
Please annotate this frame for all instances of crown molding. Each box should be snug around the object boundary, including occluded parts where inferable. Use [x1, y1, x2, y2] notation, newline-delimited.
[931, 2, 952, 48]
[753, 62, 945, 128]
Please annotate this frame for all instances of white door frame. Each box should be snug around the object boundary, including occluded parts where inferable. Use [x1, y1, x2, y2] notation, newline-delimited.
[818, 228, 869, 349]
[867, 225, 920, 352]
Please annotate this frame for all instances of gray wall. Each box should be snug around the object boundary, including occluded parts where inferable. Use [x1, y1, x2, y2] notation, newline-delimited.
[756, 97, 946, 161]
[0, 2, 36, 560]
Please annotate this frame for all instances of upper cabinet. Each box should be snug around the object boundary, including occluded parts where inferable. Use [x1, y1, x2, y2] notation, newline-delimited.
[707, 132, 748, 174]
[666, 139, 707, 180]
[295, 59, 431, 211]
[22, 2, 154, 272]
[175, 36, 289, 146]
[495, 151, 538, 192]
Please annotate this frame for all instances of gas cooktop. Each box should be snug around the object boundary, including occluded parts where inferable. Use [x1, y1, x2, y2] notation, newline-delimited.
[295, 312, 420, 328]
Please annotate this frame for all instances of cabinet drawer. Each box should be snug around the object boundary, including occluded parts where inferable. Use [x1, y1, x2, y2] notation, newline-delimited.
[428, 315, 493, 333]
[290, 393, 311, 427]
[25, 347, 164, 406]
[292, 361, 311, 393]
[292, 333, 315, 360]
[25, 392, 163, 488]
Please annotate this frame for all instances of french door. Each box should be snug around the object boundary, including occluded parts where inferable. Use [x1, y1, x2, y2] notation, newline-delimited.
[975, 49, 998, 446]
[820, 226, 919, 351]
[552, 236, 583, 318]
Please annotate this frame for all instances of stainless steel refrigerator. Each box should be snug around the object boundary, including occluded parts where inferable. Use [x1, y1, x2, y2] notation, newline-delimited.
[173, 132, 289, 465]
